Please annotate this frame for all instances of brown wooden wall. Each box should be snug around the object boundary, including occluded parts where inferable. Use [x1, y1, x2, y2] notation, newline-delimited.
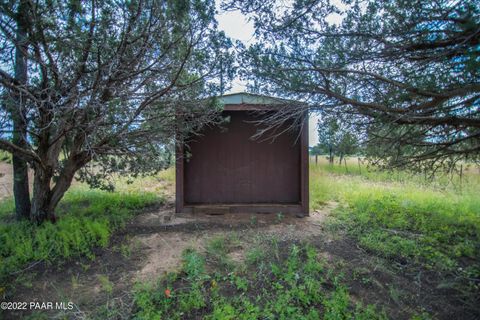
[183, 111, 301, 204]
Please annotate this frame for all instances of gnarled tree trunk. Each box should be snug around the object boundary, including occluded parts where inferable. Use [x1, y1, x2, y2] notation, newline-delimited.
[30, 154, 88, 224]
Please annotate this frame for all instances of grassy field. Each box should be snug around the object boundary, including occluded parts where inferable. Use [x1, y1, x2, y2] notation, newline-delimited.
[0, 159, 479, 319]
[311, 158, 479, 273]
[0, 171, 173, 285]
[312, 158, 479, 315]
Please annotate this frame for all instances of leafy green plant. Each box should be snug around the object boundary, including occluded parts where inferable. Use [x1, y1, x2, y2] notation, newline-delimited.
[0, 187, 161, 283]
[276, 212, 284, 223]
[245, 246, 265, 266]
[206, 235, 235, 271]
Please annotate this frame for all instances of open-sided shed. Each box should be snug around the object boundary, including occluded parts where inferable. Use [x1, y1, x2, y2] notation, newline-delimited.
[176, 92, 309, 215]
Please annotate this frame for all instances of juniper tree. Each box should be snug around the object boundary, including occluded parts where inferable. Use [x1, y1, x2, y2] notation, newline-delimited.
[317, 113, 361, 164]
[0, 0, 234, 223]
[225, 0, 480, 171]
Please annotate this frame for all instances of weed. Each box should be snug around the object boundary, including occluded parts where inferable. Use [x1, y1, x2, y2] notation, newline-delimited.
[276, 212, 284, 223]
[0, 150, 12, 164]
[388, 285, 404, 305]
[0, 198, 14, 219]
[206, 235, 235, 271]
[98, 275, 113, 295]
[14, 271, 35, 289]
[119, 243, 132, 258]
[411, 311, 433, 320]
[71, 274, 79, 290]
[80, 262, 91, 272]
[245, 246, 265, 266]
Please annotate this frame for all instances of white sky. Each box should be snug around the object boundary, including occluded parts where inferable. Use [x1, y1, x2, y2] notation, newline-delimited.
[216, 5, 324, 146]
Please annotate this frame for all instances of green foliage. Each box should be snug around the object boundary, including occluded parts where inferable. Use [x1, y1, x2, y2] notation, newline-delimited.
[133, 249, 208, 319]
[206, 235, 238, 271]
[310, 161, 480, 299]
[245, 246, 265, 266]
[0, 187, 161, 283]
[158, 167, 175, 184]
[132, 241, 386, 319]
[0, 198, 15, 218]
[0, 150, 12, 163]
[233, 0, 480, 168]
[1, 0, 234, 221]
[316, 115, 360, 163]
[335, 190, 479, 271]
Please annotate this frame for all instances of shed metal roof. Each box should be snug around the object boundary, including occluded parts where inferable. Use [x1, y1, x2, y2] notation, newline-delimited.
[218, 92, 290, 105]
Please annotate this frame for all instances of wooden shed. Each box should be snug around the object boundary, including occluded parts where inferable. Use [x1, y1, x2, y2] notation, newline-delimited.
[176, 92, 309, 215]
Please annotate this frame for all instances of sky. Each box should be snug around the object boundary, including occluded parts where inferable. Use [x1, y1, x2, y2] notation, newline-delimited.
[216, 7, 321, 147]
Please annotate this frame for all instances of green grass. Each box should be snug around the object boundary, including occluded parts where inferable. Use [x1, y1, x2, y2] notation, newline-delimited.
[0, 198, 15, 219]
[206, 234, 240, 272]
[0, 150, 12, 163]
[132, 238, 387, 320]
[311, 156, 480, 194]
[108, 166, 175, 193]
[310, 161, 480, 296]
[0, 180, 164, 284]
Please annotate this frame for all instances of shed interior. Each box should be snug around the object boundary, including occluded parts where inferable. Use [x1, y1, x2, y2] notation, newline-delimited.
[176, 93, 308, 215]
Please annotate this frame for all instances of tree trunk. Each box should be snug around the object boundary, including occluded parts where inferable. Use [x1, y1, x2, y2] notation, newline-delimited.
[30, 155, 86, 224]
[49, 159, 80, 211]
[30, 167, 53, 223]
[12, 0, 31, 220]
[12, 154, 30, 220]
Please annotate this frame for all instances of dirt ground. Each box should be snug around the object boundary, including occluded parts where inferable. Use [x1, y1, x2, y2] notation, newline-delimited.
[0, 162, 34, 201]
[0, 162, 14, 200]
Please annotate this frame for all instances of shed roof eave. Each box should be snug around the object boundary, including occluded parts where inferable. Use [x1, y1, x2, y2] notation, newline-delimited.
[218, 92, 305, 106]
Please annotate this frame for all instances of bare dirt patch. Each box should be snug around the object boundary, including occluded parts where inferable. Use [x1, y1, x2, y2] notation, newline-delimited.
[0, 162, 17, 200]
